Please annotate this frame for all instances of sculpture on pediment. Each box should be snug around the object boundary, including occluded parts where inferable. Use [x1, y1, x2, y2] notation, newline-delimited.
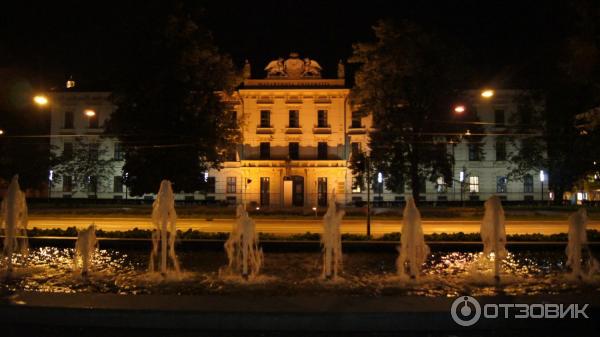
[265, 57, 286, 77]
[302, 58, 322, 77]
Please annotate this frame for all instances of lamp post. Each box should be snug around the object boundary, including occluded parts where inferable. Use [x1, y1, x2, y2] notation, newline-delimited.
[377, 172, 383, 207]
[539, 170, 545, 203]
[459, 167, 465, 206]
[366, 155, 371, 237]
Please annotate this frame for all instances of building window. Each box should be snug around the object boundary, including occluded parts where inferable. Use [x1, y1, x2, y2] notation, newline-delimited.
[523, 174, 533, 193]
[436, 176, 447, 193]
[289, 110, 299, 128]
[63, 175, 73, 192]
[351, 111, 362, 128]
[260, 110, 270, 127]
[226, 177, 236, 193]
[495, 139, 506, 161]
[88, 113, 99, 128]
[352, 176, 362, 193]
[289, 142, 299, 160]
[64, 111, 74, 129]
[318, 177, 328, 206]
[351, 142, 361, 158]
[317, 142, 328, 160]
[114, 143, 123, 160]
[468, 143, 480, 161]
[260, 177, 270, 206]
[88, 176, 97, 194]
[469, 176, 479, 193]
[206, 177, 216, 193]
[63, 142, 73, 160]
[317, 110, 328, 127]
[260, 142, 270, 159]
[230, 110, 237, 128]
[113, 176, 123, 193]
[496, 176, 508, 193]
[494, 109, 505, 127]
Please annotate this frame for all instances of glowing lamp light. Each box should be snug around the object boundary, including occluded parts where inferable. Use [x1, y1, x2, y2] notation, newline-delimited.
[0, 129, 4, 135]
[454, 105, 466, 113]
[377, 172, 383, 184]
[33, 95, 48, 106]
[459, 171, 465, 182]
[481, 89, 494, 98]
[84, 109, 96, 117]
[312, 207, 317, 211]
[539, 170, 545, 182]
[465, 129, 472, 136]
[255, 206, 260, 211]
[49, 170, 54, 182]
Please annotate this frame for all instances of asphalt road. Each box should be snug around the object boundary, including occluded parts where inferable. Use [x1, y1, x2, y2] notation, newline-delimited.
[27, 216, 600, 236]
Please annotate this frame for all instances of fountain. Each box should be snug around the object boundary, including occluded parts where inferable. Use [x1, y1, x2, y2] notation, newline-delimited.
[1, 175, 29, 275]
[321, 191, 344, 279]
[149, 180, 180, 276]
[396, 197, 429, 279]
[566, 208, 599, 280]
[223, 204, 263, 279]
[481, 195, 507, 282]
[73, 224, 97, 277]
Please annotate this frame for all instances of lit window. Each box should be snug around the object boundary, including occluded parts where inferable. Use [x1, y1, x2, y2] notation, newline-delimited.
[496, 176, 507, 193]
[436, 176, 447, 193]
[469, 176, 479, 193]
[226, 177, 236, 193]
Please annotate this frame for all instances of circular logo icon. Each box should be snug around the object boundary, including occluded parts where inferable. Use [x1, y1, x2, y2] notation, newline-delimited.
[451, 296, 481, 327]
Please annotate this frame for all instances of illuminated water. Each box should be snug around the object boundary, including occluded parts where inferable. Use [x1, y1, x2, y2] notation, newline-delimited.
[1, 246, 598, 297]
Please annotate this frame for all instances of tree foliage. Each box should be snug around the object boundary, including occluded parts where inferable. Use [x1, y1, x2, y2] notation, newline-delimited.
[105, 4, 241, 195]
[349, 20, 483, 202]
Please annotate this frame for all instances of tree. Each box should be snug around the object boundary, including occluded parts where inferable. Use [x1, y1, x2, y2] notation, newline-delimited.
[52, 137, 115, 197]
[105, 4, 241, 196]
[349, 20, 483, 203]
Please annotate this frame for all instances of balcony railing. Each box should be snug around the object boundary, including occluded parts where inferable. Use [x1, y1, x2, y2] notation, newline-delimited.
[256, 125, 275, 134]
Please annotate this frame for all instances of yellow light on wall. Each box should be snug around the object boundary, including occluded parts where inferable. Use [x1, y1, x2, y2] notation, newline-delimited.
[481, 89, 494, 98]
[33, 95, 49, 106]
[84, 109, 96, 117]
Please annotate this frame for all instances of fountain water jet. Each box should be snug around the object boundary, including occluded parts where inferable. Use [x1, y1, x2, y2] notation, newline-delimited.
[566, 208, 599, 280]
[481, 195, 507, 282]
[1, 175, 29, 275]
[73, 224, 97, 277]
[321, 192, 344, 280]
[149, 180, 180, 276]
[396, 197, 429, 279]
[223, 204, 263, 279]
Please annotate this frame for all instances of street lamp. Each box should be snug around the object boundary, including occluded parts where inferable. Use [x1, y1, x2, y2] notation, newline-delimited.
[84, 109, 96, 117]
[481, 89, 494, 98]
[459, 167, 466, 205]
[453, 105, 466, 114]
[539, 170, 545, 202]
[0, 129, 4, 135]
[33, 95, 49, 106]
[377, 172, 383, 206]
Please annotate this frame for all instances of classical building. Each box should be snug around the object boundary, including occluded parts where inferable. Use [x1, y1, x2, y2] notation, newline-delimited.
[48, 54, 547, 205]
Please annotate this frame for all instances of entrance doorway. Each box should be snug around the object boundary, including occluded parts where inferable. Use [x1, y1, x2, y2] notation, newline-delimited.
[292, 176, 304, 207]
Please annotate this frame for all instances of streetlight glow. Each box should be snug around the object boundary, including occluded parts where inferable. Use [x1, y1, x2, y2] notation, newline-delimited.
[481, 89, 494, 98]
[0, 129, 4, 135]
[454, 105, 466, 113]
[33, 95, 49, 106]
[377, 172, 383, 183]
[84, 109, 96, 117]
[539, 170, 545, 182]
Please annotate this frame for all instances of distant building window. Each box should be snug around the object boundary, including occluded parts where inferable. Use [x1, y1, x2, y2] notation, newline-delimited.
[114, 143, 123, 160]
[495, 139, 506, 161]
[351, 142, 361, 158]
[289, 142, 299, 160]
[88, 113, 99, 128]
[496, 176, 508, 193]
[226, 177, 236, 193]
[468, 143, 480, 161]
[289, 110, 299, 128]
[260, 177, 270, 206]
[64, 111, 74, 129]
[436, 176, 447, 193]
[494, 109, 505, 127]
[317, 110, 328, 127]
[206, 177, 216, 193]
[63, 142, 73, 159]
[351, 111, 362, 128]
[317, 142, 328, 160]
[63, 175, 73, 192]
[523, 174, 533, 193]
[469, 176, 479, 193]
[260, 142, 270, 160]
[113, 176, 123, 193]
[260, 110, 270, 127]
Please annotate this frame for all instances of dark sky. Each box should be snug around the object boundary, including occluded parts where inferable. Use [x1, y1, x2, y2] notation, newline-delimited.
[0, 0, 574, 91]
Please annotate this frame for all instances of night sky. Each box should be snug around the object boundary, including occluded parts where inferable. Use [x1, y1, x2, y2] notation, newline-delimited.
[0, 0, 573, 91]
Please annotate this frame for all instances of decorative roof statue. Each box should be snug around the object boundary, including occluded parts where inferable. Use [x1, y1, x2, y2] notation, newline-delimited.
[265, 57, 286, 77]
[284, 53, 305, 78]
[337, 60, 345, 79]
[243, 59, 251, 79]
[302, 58, 322, 78]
